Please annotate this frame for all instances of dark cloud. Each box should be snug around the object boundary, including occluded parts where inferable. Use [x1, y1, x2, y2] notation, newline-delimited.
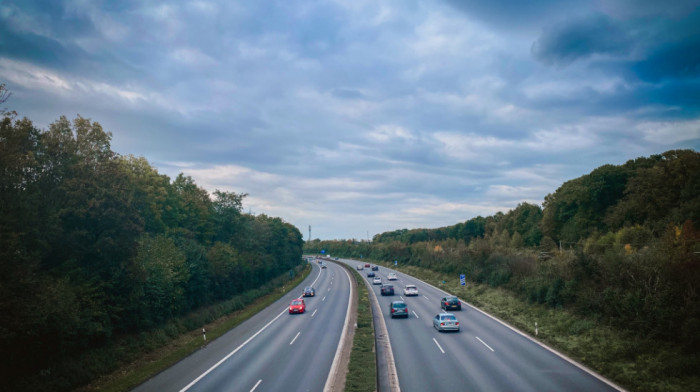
[443, 0, 587, 31]
[531, 13, 631, 66]
[632, 37, 700, 83]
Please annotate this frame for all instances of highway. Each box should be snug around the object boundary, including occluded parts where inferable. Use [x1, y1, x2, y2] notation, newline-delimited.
[339, 258, 622, 392]
[132, 260, 352, 392]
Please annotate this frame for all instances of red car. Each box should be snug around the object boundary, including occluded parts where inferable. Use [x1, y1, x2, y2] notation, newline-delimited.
[289, 298, 306, 314]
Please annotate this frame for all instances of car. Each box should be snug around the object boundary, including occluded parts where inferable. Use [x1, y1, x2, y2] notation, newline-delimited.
[302, 287, 315, 297]
[321, 263, 327, 269]
[365, 263, 370, 268]
[403, 284, 418, 296]
[380, 284, 394, 296]
[357, 264, 364, 270]
[433, 313, 460, 332]
[367, 271, 375, 277]
[390, 301, 408, 318]
[387, 273, 398, 281]
[373, 277, 382, 285]
[289, 298, 306, 314]
[371, 265, 379, 271]
[334, 257, 339, 260]
[441, 296, 462, 311]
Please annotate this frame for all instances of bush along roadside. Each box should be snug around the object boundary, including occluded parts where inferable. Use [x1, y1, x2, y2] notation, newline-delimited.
[345, 268, 377, 392]
[365, 260, 699, 392]
[74, 263, 311, 392]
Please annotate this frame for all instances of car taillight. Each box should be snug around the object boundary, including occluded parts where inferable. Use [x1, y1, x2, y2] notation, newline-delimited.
[455, 322, 459, 326]
[391, 308, 395, 313]
[441, 322, 445, 326]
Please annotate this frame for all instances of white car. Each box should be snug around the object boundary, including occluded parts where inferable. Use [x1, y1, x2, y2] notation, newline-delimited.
[373, 277, 382, 285]
[387, 273, 398, 281]
[403, 284, 418, 296]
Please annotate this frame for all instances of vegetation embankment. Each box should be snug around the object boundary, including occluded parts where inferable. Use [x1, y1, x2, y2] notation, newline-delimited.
[78, 263, 311, 392]
[345, 267, 377, 392]
[306, 150, 700, 392]
[1, 112, 304, 391]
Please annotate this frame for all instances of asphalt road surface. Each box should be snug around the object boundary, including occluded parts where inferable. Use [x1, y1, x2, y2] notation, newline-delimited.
[132, 260, 352, 392]
[341, 259, 622, 392]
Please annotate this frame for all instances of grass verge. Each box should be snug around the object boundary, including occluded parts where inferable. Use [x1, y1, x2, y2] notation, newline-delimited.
[345, 268, 377, 392]
[372, 262, 699, 392]
[77, 264, 312, 392]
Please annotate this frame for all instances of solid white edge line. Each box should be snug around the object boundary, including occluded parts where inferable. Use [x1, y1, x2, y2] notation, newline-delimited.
[179, 308, 286, 392]
[179, 265, 323, 392]
[475, 336, 495, 352]
[323, 263, 354, 392]
[290, 332, 301, 345]
[250, 379, 262, 392]
[432, 338, 445, 354]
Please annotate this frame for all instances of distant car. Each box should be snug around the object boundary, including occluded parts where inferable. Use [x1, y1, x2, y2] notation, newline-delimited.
[367, 271, 375, 277]
[365, 263, 370, 268]
[433, 313, 460, 332]
[357, 264, 364, 270]
[387, 273, 398, 281]
[390, 301, 408, 318]
[289, 299, 306, 314]
[303, 287, 315, 297]
[403, 284, 418, 296]
[334, 257, 339, 260]
[380, 284, 394, 296]
[321, 263, 327, 269]
[373, 277, 382, 285]
[371, 265, 379, 271]
[441, 296, 461, 311]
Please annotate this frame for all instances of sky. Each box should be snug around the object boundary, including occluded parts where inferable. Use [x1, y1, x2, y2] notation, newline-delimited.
[1, 0, 699, 240]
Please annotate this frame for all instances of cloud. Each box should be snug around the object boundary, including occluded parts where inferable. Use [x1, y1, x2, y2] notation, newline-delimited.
[531, 13, 632, 66]
[638, 119, 700, 144]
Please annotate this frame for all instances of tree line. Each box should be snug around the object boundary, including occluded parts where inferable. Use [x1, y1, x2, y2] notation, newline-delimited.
[306, 149, 700, 351]
[1, 111, 304, 388]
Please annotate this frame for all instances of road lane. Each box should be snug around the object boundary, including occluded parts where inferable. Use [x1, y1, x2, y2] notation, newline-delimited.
[340, 259, 622, 392]
[132, 260, 352, 392]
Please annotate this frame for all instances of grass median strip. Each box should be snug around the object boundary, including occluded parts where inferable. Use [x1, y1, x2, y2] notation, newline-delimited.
[78, 264, 312, 392]
[345, 268, 377, 392]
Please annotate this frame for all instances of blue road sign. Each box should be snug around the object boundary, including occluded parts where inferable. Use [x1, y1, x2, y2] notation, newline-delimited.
[394, 260, 398, 266]
[321, 249, 325, 254]
[460, 274, 466, 286]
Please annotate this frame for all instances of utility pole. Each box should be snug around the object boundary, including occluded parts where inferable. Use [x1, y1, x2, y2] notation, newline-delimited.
[309, 225, 311, 241]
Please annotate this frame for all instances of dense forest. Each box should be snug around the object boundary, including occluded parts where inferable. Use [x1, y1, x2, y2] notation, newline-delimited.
[0, 109, 304, 389]
[306, 149, 700, 351]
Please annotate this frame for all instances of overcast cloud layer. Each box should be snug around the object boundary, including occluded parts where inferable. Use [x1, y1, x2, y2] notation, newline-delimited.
[1, 0, 699, 240]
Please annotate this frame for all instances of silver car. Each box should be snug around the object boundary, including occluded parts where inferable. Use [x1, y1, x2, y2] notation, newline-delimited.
[433, 313, 460, 332]
[373, 277, 382, 285]
[390, 301, 409, 318]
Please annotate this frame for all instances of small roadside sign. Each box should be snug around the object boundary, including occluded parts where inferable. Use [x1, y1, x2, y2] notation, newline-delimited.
[460, 274, 466, 286]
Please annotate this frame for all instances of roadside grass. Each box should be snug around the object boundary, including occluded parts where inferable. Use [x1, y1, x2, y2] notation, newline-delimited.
[376, 263, 699, 392]
[76, 264, 312, 392]
[345, 268, 377, 392]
